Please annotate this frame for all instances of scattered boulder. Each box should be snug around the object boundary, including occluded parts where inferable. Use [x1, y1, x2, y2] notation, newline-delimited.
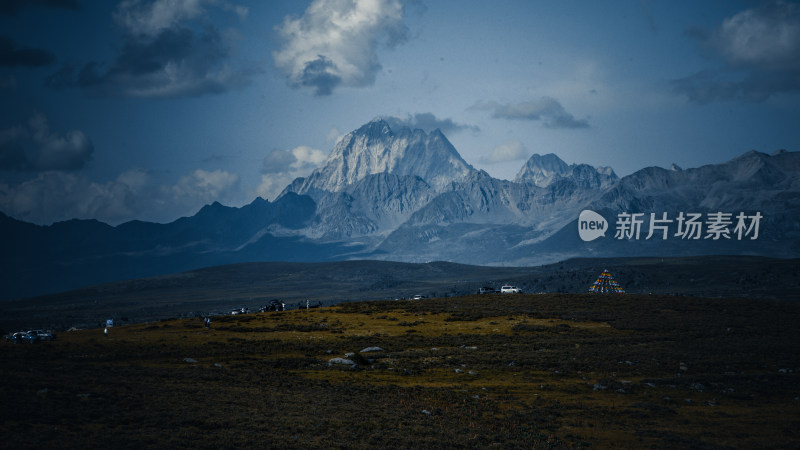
[328, 357, 356, 367]
[184, 358, 198, 363]
[360, 346, 383, 353]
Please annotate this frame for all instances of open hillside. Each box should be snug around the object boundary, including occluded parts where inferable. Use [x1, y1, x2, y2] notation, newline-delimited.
[1, 255, 798, 333]
[2, 294, 799, 448]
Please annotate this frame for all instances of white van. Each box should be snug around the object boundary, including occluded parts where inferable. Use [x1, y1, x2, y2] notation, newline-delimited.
[500, 285, 520, 294]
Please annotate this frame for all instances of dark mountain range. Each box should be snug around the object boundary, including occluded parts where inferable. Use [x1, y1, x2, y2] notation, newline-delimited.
[2, 119, 798, 300]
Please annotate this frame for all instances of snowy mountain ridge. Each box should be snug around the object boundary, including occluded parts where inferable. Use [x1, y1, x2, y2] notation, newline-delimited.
[515, 153, 617, 188]
[2, 119, 799, 300]
[283, 119, 475, 200]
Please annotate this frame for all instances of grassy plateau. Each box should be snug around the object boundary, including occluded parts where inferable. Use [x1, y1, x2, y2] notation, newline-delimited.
[2, 293, 799, 448]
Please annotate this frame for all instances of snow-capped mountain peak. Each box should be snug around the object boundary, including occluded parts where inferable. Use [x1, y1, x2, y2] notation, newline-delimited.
[515, 153, 617, 188]
[287, 119, 475, 197]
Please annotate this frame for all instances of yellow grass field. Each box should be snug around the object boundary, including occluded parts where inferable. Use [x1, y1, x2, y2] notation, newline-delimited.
[2, 293, 799, 448]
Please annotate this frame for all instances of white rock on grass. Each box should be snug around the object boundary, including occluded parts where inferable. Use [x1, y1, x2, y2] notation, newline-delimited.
[328, 357, 356, 366]
[360, 346, 383, 353]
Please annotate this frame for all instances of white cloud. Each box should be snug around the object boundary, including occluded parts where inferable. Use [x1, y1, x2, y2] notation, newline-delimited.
[113, 0, 248, 36]
[255, 174, 290, 203]
[327, 127, 343, 145]
[480, 141, 528, 164]
[273, 0, 409, 95]
[381, 112, 479, 134]
[291, 145, 327, 170]
[114, 0, 207, 37]
[257, 145, 327, 200]
[261, 145, 326, 174]
[713, 2, 800, 71]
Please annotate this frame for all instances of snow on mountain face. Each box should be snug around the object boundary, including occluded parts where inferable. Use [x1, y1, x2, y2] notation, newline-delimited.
[304, 172, 437, 240]
[515, 153, 570, 186]
[290, 119, 475, 197]
[515, 153, 617, 188]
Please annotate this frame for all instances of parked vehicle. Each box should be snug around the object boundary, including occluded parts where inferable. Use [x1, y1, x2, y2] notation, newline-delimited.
[261, 300, 285, 312]
[500, 285, 521, 294]
[28, 329, 55, 341]
[412, 294, 425, 300]
[10, 331, 37, 344]
[478, 287, 497, 294]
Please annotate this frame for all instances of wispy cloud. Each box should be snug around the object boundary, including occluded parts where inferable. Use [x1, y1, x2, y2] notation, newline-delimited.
[46, 0, 256, 98]
[381, 112, 479, 134]
[0, 113, 93, 172]
[273, 0, 410, 96]
[472, 98, 590, 129]
[261, 145, 326, 175]
[479, 140, 528, 164]
[673, 0, 800, 103]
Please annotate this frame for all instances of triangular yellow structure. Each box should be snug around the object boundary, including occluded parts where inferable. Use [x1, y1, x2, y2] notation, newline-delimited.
[588, 269, 625, 294]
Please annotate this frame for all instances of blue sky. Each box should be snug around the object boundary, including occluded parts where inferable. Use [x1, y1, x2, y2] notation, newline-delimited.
[1, 0, 798, 225]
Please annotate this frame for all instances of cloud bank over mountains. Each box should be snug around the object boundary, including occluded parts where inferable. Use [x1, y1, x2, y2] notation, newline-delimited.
[381, 113, 479, 135]
[0, 167, 242, 226]
[480, 141, 528, 164]
[0, 113, 93, 172]
[256, 145, 327, 202]
[0, 1, 797, 228]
